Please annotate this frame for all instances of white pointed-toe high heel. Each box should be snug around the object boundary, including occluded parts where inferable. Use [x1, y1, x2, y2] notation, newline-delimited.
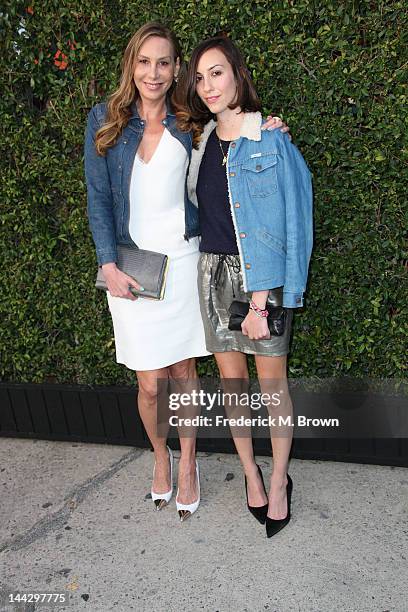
[176, 460, 200, 522]
[151, 445, 173, 511]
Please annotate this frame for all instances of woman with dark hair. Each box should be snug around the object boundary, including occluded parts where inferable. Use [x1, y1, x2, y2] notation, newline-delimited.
[84, 23, 289, 522]
[179, 36, 313, 536]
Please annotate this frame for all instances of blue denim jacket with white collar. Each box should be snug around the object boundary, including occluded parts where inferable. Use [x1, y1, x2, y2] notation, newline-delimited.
[84, 100, 199, 265]
[187, 112, 313, 308]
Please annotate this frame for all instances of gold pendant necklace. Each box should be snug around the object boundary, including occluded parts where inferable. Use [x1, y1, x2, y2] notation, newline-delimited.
[218, 137, 229, 166]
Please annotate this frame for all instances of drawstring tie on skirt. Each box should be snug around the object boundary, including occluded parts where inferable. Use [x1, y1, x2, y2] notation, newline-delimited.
[213, 254, 241, 298]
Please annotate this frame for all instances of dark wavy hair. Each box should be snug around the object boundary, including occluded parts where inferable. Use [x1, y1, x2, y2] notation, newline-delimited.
[175, 36, 261, 146]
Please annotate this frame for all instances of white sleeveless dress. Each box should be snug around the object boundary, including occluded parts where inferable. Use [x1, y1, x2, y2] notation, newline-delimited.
[106, 128, 210, 371]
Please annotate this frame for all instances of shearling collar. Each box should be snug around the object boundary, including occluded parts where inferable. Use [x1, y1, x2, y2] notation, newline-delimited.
[198, 111, 262, 150]
[237, 111, 263, 141]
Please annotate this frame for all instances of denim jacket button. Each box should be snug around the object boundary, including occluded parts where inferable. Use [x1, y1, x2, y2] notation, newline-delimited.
[230, 142, 236, 148]
[234, 202, 240, 208]
[245, 263, 251, 269]
[239, 232, 246, 238]
[230, 171, 236, 177]
[123, 140, 127, 144]
[256, 164, 262, 171]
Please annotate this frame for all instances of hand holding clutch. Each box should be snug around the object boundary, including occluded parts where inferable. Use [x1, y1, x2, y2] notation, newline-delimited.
[100, 264, 142, 300]
[95, 244, 169, 300]
[228, 301, 287, 336]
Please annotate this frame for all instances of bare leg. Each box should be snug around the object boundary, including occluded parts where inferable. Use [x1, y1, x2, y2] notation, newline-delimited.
[214, 351, 268, 508]
[136, 367, 171, 494]
[168, 358, 199, 505]
[255, 354, 292, 520]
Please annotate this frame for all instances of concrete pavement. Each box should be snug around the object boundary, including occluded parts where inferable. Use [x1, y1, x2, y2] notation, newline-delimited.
[0, 438, 406, 612]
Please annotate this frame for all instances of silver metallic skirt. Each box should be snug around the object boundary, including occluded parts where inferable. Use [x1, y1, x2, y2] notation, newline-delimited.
[197, 252, 293, 356]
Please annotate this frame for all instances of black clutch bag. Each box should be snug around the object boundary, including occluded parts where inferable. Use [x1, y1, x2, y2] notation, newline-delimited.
[228, 301, 287, 336]
[95, 244, 169, 300]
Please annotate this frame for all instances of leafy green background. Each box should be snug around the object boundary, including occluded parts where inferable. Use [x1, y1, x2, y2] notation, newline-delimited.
[1, 0, 407, 385]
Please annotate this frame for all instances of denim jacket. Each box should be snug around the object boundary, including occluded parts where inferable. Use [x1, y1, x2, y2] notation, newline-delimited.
[187, 112, 313, 308]
[84, 101, 200, 265]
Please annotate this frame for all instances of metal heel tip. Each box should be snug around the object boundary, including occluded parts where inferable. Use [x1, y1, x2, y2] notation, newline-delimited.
[154, 499, 167, 511]
[178, 510, 191, 522]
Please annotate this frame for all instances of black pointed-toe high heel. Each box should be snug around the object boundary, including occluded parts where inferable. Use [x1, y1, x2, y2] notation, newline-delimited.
[265, 474, 293, 538]
[244, 464, 269, 525]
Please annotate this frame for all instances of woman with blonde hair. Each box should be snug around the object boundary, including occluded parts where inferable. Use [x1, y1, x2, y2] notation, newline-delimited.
[84, 22, 289, 522]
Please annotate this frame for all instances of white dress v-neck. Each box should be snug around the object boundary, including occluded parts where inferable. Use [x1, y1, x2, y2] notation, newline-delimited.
[106, 127, 210, 371]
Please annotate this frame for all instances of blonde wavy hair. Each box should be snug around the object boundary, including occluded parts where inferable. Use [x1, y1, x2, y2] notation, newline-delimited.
[95, 22, 183, 156]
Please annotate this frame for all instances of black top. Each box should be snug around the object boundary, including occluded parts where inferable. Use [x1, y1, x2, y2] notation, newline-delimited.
[196, 129, 239, 255]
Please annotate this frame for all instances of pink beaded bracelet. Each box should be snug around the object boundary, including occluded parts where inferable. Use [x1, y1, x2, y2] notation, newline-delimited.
[249, 300, 269, 318]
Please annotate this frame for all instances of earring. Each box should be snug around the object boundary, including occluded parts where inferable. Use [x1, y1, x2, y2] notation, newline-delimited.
[174, 74, 179, 83]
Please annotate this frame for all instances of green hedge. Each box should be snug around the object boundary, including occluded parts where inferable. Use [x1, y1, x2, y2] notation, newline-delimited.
[1, 0, 406, 385]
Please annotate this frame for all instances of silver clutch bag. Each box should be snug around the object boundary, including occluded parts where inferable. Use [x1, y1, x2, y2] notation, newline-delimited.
[95, 244, 169, 300]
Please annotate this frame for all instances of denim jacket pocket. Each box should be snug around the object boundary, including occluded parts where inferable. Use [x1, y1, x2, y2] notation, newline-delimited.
[256, 229, 287, 256]
[241, 154, 278, 197]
